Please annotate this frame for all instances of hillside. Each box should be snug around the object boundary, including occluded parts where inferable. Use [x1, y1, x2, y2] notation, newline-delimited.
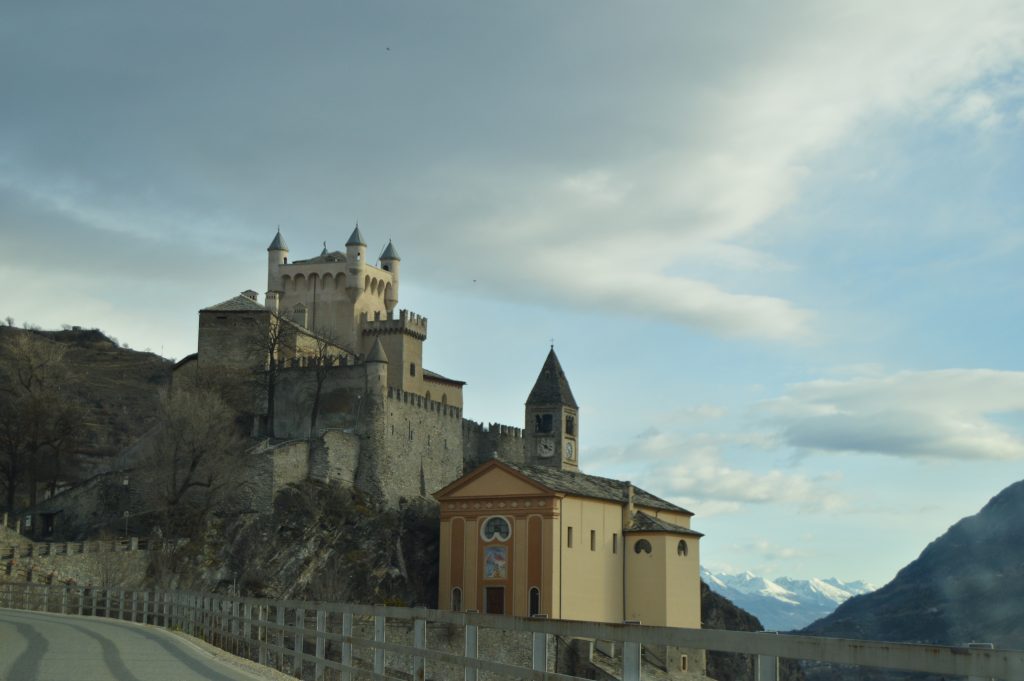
[802, 478, 1024, 650]
[0, 325, 173, 475]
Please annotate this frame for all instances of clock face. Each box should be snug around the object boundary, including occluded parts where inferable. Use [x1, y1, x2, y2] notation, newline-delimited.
[538, 439, 555, 458]
[565, 441, 575, 460]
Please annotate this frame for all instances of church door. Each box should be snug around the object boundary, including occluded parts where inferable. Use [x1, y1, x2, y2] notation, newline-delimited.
[485, 587, 505, 615]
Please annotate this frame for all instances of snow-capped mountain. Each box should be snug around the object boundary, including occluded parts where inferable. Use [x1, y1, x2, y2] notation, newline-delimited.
[701, 568, 875, 631]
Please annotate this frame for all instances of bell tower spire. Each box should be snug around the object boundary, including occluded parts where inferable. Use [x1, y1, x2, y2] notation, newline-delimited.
[524, 347, 579, 471]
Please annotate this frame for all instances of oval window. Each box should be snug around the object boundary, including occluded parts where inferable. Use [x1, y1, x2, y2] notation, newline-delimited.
[481, 516, 512, 542]
[634, 539, 653, 554]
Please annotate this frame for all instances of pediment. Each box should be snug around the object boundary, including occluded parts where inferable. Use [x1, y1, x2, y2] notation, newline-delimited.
[435, 461, 555, 500]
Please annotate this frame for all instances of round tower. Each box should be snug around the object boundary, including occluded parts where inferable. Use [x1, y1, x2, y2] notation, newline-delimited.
[267, 228, 289, 295]
[345, 224, 367, 301]
[380, 240, 401, 313]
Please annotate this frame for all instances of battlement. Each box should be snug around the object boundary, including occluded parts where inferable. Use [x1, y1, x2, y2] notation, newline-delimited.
[387, 386, 461, 419]
[360, 309, 428, 340]
[273, 354, 360, 371]
[462, 419, 524, 439]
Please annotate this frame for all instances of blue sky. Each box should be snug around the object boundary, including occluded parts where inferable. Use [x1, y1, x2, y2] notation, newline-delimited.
[3, 2, 1024, 586]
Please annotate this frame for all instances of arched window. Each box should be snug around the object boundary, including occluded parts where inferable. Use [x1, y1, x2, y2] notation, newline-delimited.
[634, 539, 652, 555]
[529, 588, 541, 617]
[677, 540, 689, 557]
[451, 587, 463, 611]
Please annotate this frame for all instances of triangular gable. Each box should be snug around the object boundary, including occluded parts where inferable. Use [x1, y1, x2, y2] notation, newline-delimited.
[434, 459, 559, 500]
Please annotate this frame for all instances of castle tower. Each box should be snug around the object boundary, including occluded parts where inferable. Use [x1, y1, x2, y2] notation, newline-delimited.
[267, 229, 289, 311]
[380, 240, 400, 313]
[345, 225, 367, 302]
[524, 347, 580, 471]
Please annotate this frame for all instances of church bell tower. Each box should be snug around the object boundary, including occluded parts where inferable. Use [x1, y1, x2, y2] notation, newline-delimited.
[525, 347, 579, 471]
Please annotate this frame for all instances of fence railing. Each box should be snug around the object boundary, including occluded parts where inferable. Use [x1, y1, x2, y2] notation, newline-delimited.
[2, 582, 1022, 681]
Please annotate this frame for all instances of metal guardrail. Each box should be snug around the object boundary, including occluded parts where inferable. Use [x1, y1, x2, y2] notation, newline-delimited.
[2, 582, 1022, 680]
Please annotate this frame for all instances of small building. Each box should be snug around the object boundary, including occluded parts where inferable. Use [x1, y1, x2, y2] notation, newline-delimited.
[434, 349, 704, 672]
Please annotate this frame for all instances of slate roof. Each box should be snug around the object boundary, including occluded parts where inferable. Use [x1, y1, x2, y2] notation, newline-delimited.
[381, 240, 401, 261]
[268, 230, 289, 251]
[346, 225, 366, 246]
[502, 461, 689, 514]
[423, 369, 466, 385]
[366, 339, 389, 363]
[201, 295, 267, 313]
[627, 511, 703, 536]
[526, 348, 578, 407]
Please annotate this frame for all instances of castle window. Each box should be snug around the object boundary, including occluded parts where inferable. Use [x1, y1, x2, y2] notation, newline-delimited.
[590, 530, 596, 551]
[529, 588, 541, 617]
[535, 413, 553, 433]
[612, 533, 618, 554]
[383, 264, 390, 271]
[566, 415, 575, 436]
[410, 363, 416, 377]
[677, 540, 689, 557]
[634, 539, 652, 555]
[567, 526, 574, 548]
[451, 587, 462, 611]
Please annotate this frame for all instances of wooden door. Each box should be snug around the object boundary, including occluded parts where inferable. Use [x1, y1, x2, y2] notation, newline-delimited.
[485, 586, 505, 615]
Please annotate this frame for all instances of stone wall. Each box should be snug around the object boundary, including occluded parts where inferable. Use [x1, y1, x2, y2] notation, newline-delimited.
[461, 419, 527, 471]
[1, 540, 151, 588]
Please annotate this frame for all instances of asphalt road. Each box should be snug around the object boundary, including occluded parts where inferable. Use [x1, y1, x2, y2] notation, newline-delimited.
[0, 608, 278, 681]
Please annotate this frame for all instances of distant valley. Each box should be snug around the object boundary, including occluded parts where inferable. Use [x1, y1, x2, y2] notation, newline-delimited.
[701, 568, 875, 631]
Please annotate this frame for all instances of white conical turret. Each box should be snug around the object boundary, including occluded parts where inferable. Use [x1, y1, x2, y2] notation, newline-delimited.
[380, 240, 400, 312]
[267, 228, 289, 297]
[345, 224, 366, 301]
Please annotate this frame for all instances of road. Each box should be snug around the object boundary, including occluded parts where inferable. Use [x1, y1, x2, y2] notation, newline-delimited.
[0, 608, 281, 681]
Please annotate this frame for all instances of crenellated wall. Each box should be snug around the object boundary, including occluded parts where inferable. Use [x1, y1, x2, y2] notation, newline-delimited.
[461, 419, 527, 470]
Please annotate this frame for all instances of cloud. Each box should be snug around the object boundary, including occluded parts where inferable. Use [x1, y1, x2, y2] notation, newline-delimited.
[760, 369, 1024, 459]
[952, 91, 1003, 128]
[595, 430, 846, 515]
[2, 3, 1024, 342]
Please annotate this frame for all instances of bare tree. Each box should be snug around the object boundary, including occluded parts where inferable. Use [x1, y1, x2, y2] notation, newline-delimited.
[0, 331, 83, 511]
[142, 387, 246, 535]
[308, 326, 347, 439]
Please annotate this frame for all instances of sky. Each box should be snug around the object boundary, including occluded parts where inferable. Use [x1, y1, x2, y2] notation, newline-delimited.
[3, 2, 1024, 587]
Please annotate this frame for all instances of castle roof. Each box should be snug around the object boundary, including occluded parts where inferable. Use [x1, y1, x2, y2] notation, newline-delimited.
[346, 225, 366, 247]
[201, 294, 267, 313]
[423, 369, 466, 386]
[268, 229, 289, 251]
[292, 250, 345, 264]
[526, 348, 578, 408]
[501, 461, 689, 514]
[380, 240, 401, 261]
[366, 338, 389, 363]
[627, 511, 703, 536]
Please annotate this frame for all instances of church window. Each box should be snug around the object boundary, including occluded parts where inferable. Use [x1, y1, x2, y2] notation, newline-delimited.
[410, 363, 416, 377]
[481, 516, 511, 542]
[612, 533, 618, 554]
[677, 540, 688, 557]
[565, 415, 575, 436]
[535, 413, 553, 433]
[634, 539, 652, 555]
[567, 527, 574, 548]
[451, 587, 462, 611]
[590, 530, 596, 551]
[529, 588, 541, 617]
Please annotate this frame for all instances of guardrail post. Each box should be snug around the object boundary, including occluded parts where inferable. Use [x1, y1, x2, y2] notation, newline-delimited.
[757, 654, 779, 681]
[231, 599, 240, 652]
[291, 607, 305, 676]
[42, 585, 49, 612]
[77, 587, 84, 615]
[60, 586, 68, 614]
[315, 608, 326, 680]
[118, 589, 126, 620]
[464, 619, 478, 681]
[258, 605, 267, 665]
[131, 591, 139, 623]
[91, 588, 97, 617]
[341, 611, 353, 681]
[413, 617, 426, 681]
[243, 601, 252, 654]
[622, 640, 641, 681]
[143, 591, 150, 625]
[374, 614, 386, 677]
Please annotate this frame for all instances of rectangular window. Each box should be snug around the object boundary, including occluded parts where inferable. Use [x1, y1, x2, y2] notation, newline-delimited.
[535, 413, 553, 433]
[410, 363, 416, 376]
[590, 530, 596, 551]
[566, 415, 575, 436]
[612, 533, 618, 554]
[567, 527, 573, 548]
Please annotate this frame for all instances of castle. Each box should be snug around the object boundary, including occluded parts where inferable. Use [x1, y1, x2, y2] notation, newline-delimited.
[173, 227, 586, 506]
